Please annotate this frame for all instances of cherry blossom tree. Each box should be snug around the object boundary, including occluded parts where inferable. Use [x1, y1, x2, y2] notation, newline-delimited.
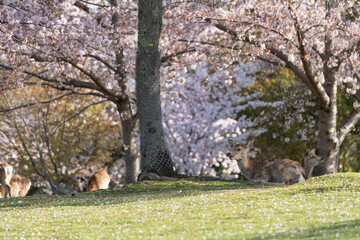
[0, 87, 121, 194]
[0, 0, 193, 182]
[0, 0, 142, 182]
[176, 0, 360, 175]
[162, 61, 280, 177]
[4, 0, 355, 180]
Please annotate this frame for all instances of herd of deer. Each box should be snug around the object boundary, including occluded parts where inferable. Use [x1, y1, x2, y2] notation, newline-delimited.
[0, 162, 111, 198]
[0, 139, 324, 198]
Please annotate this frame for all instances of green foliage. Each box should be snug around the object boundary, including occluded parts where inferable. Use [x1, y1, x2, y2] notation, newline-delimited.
[239, 68, 317, 162]
[0, 173, 359, 239]
[337, 87, 360, 172]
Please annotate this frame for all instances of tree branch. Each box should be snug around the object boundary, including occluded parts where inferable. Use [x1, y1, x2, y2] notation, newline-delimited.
[84, 54, 117, 72]
[79, 0, 110, 8]
[0, 93, 73, 113]
[267, 47, 317, 95]
[204, 11, 331, 107]
[337, 108, 360, 145]
[51, 100, 107, 136]
[287, 3, 330, 108]
[204, 17, 297, 48]
[74, 0, 91, 13]
[63, 59, 127, 101]
[178, 39, 241, 50]
[41, 100, 58, 175]
[3, 112, 47, 178]
[0, 62, 119, 102]
[161, 48, 196, 63]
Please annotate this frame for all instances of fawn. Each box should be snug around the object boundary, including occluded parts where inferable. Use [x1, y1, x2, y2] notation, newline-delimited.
[86, 169, 111, 192]
[0, 162, 13, 198]
[227, 140, 323, 185]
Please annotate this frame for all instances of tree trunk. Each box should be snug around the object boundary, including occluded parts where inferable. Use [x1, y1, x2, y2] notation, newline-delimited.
[116, 101, 139, 183]
[312, 106, 340, 176]
[135, 0, 176, 179]
[312, 66, 339, 176]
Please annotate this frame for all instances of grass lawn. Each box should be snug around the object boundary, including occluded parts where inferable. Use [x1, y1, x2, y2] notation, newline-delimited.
[0, 172, 360, 239]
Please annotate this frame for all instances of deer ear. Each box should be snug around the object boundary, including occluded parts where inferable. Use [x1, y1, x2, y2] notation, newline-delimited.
[228, 139, 236, 148]
[246, 140, 254, 149]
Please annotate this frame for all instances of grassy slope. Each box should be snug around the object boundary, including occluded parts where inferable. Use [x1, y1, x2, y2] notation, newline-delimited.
[0, 173, 360, 240]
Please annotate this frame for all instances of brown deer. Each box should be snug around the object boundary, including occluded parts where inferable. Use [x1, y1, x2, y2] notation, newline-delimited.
[227, 140, 323, 185]
[0, 175, 32, 198]
[86, 169, 111, 192]
[0, 162, 13, 198]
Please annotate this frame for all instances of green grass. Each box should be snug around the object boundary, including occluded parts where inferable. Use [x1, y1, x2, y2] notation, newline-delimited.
[1, 173, 360, 239]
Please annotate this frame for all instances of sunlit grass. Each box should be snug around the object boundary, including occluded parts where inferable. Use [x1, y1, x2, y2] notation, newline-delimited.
[0, 173, 359, 239]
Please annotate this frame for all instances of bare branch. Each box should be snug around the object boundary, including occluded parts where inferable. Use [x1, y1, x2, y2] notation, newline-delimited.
[0, 93, 73, 113]
[161, 48, 196, 63]
[178, 39, 241, 50]
[204, 17, 297, 48]
[0, 62, 119, 102]
[41, 99, 58, 175]
[79, 0, 110, 8]
[2, 111, 46, 178]
[51, 100, 107, 136]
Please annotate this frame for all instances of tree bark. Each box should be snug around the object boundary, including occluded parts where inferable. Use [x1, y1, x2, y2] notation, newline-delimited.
[135, 0, 176, 179]
[116, 100, 139, 183]
[312, 106, 340, 176]
[110, 0, 140, 183]
[313, 63, 339, 176]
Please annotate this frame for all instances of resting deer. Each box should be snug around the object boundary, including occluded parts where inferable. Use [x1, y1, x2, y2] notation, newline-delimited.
[302, 149, 324, 178]
[0, 175, 32, 198]
[227, 140, 323, 185]
[86, 169, 111, 192]
[0, 162, 13, 198]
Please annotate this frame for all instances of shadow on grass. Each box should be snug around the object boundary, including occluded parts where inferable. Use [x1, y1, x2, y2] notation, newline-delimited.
[0, 178, 280, 210]
[249, 219, 360, 240]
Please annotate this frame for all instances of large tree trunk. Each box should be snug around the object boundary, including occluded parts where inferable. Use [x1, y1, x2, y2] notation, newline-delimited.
[135, 0, 176, 180]
[312, 66, 339, 176]
[312, 107, 340, 176]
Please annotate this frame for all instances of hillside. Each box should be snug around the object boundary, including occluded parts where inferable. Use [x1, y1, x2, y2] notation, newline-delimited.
[0, 173, 359, 239]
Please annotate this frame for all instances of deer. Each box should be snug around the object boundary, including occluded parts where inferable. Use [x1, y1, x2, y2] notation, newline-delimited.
[227, 139, 323, 185]
[0, 162, 13, 198]
[302, 149, 324, 178]
[0, 175, 32, 198]
[86, 169, 111, 192]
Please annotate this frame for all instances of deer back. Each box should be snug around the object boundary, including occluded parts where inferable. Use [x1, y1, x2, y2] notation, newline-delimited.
[86, 169, 111, 192]
[13, 175, 32, 197]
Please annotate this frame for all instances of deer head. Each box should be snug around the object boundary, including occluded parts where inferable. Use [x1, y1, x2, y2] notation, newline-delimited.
[227, 139, 253, 162]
